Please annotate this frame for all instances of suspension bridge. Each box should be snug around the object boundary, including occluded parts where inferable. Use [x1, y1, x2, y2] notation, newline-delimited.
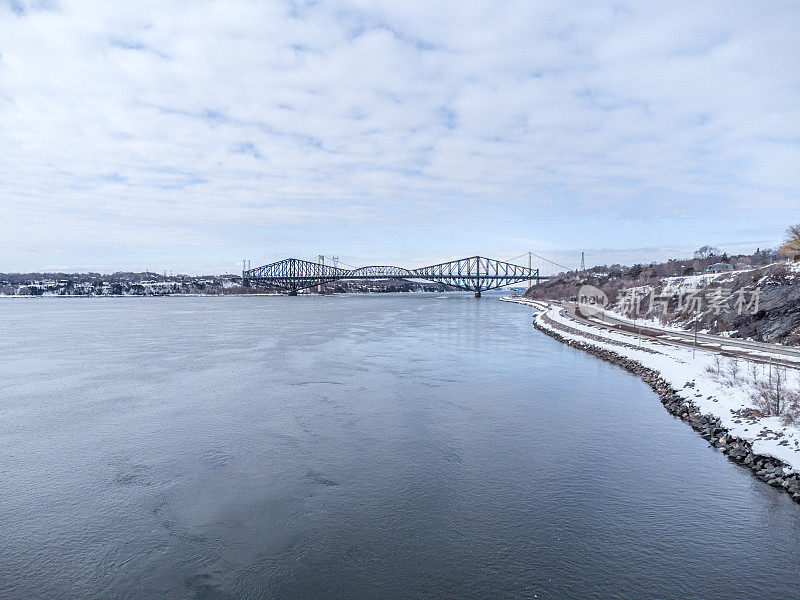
[242, 255, 550, 297]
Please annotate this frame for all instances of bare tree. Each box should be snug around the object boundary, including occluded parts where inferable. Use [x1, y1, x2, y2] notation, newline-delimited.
[694, 245, 720, 259]
[748, 361, 757, 381]
[754, 367, 789, 416]
[780, 224, 800, 261]
[783, 387, 800, 425]
[706, 355, 723, 376]
[727, 357, 740, 382]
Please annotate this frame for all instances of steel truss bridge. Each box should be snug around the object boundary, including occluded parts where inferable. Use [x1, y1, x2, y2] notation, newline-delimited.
[243, 256, 546, 296]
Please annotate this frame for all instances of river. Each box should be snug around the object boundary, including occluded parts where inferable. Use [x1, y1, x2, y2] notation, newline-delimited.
[2, 294, 800, 599]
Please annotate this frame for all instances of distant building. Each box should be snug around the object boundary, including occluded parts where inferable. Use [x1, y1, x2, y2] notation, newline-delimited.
[706, 262, 734, 273]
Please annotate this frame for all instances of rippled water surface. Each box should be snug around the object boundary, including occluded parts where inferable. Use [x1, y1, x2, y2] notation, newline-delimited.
[3, 294, 800, 599]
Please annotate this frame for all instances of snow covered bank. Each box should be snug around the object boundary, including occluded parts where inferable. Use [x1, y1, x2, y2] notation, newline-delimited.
[502, 296, 800, 501]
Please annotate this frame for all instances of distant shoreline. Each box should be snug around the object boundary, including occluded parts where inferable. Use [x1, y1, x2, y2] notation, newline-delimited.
[0, 290, 493, 299]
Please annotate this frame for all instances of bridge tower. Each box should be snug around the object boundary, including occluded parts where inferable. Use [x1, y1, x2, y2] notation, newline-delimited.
[475, 257, 481, 297]
[317, 255, 325, 294]
[242, 258, 250, 287]
[528, 252, 532, 289]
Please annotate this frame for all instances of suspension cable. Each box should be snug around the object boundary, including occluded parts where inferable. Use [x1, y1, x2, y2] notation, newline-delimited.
[504, 252, 571, 272]
[530, 253, 571, 271]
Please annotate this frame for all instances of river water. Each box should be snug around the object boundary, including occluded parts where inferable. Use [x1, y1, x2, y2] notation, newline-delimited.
[2, 294, 800, 599]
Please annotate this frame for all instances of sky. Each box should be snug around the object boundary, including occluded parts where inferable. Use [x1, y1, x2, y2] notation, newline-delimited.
[1, 0, 798, 275]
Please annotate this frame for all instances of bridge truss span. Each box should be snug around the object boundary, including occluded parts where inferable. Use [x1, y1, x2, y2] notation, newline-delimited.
[346, 265, 415, 278]
[243, 255, 546, 296]
[243, 258, 348, 294]
[411, 256, 538, 294]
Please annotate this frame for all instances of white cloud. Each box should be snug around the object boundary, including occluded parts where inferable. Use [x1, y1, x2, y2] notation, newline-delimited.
[0, 0, 798, 272]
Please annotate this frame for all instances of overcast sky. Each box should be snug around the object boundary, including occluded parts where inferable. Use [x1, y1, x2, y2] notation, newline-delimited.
[1, 0, 798, 274]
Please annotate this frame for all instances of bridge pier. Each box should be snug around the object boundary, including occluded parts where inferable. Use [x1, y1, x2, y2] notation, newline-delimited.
[288, 289, 298, 296]
[474, 290, 481, 298]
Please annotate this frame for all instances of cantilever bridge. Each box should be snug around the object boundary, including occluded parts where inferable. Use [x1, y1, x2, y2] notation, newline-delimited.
[243, 256, 546, 297]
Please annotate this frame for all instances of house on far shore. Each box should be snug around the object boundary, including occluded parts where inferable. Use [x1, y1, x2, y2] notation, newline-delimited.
[706, 262, 734, 273]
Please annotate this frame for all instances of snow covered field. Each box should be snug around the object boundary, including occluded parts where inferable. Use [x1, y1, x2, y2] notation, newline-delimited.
[503, 297, 800, 474]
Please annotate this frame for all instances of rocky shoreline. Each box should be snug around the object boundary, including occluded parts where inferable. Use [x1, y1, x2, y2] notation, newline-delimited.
[534, 316, 800, 504]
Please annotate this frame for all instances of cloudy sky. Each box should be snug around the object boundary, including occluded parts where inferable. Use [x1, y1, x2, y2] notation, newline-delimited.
[1, 0, 798, 274]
